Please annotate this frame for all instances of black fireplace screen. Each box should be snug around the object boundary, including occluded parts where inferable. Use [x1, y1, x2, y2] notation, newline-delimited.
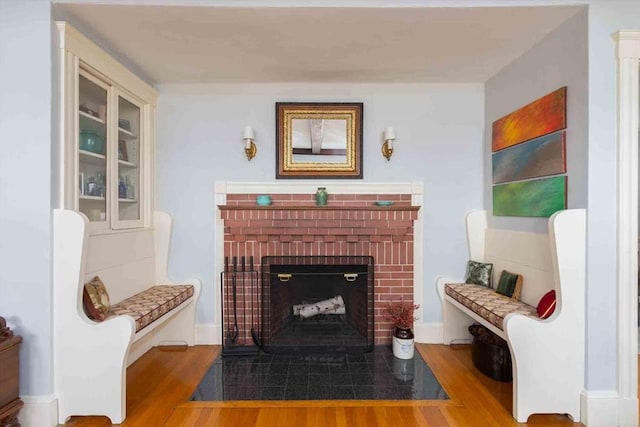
[261, 256, 374, 354]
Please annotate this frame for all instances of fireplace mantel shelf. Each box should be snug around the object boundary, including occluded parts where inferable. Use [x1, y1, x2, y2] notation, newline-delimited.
[218, 205, 420, 211]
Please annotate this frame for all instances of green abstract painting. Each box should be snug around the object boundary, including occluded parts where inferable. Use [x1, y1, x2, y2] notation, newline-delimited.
[493, 176, 566, 217]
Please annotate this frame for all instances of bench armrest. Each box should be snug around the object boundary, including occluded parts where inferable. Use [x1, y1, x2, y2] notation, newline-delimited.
[435, 275, 462, 302]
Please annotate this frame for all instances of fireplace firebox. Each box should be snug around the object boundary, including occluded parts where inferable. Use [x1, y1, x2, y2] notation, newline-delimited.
[261, 256, 374, 354]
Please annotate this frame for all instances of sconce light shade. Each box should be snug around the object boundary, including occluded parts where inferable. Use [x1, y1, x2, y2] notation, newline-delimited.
[382, 126, 395, 161]
[384, 126, 396, 141]
[243, 126, 255, 140]
[243, 126, 257, 161]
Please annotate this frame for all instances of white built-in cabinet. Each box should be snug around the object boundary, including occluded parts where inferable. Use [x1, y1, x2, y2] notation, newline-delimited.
[57, 22, 157, 232]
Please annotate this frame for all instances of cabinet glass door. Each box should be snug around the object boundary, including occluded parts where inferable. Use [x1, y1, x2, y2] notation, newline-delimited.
[78, 72, 108, 223]
[116, 94, 141, 223]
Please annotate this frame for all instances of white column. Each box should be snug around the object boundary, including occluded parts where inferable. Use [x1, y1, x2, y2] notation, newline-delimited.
[613, 30, 640, 426]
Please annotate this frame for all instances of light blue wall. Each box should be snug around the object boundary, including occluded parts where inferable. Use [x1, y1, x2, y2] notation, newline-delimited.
[0, 0, 54, 395]
[155, 83, 485, 325]
[484, 9, 588, 233]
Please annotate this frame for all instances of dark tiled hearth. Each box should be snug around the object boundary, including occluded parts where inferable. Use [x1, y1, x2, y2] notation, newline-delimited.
[191, 346, 448, 401]
[266, 314, 368, 353]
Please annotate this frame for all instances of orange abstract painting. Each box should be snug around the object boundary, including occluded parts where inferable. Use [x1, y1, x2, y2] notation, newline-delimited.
[492, 87, 566, 152]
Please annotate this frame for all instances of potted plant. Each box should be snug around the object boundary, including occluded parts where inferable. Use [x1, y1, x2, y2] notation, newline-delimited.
[385, 300, 420, 359]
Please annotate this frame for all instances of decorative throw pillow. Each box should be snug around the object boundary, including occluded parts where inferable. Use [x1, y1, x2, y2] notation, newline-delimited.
[537, 290, 556, 319]
[495, 270, 519, 298]
[464, 260, 493, 288]
[510, 274, 523, 301]
[83, 276, 111, 321]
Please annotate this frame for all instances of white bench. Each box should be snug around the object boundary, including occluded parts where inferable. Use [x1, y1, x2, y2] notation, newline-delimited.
[53, 209, 202, 424]
[436, 209, 585, 422]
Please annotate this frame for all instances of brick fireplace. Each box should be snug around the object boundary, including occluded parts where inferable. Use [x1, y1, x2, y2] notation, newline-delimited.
[215, 182, 423, 346]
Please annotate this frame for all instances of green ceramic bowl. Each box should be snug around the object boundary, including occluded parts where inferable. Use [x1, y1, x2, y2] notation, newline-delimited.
[256, 195, 272, 206]
[79, 130, 104, 155]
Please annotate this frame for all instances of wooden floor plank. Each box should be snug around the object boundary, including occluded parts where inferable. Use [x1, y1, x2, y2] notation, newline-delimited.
[164, 406, 206, 425]
[439, 405, 478, 427]
[372, 406, 391, 427]
[61, 344, 585, 426]
[417, 406, 450, 427]
[397, 406, 430, 427]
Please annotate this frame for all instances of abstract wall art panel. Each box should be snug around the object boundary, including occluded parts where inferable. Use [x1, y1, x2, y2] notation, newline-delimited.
[492, 131, 566, 184]
[493, 176, 566, 217]
[492, 87, 567, 152]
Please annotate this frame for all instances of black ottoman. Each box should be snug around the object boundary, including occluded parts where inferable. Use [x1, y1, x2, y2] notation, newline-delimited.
[468, 324, 512, 382]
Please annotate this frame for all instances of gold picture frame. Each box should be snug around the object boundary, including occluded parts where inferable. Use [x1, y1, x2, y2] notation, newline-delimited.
[276, 102, 363, 179]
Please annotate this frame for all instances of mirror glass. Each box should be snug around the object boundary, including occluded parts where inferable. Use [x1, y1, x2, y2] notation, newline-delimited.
[291, 118, 348, 163]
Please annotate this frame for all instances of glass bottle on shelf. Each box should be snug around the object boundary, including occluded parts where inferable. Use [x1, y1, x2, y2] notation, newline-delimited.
[86, 176, 96, 196]
[118, 176, 127, 199]
[79, 173, 85, 196]
[125, 176, 134, 200]
[96, 171, 105, 198]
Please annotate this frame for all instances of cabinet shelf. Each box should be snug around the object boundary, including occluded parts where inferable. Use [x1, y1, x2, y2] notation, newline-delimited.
[79, 150, 106, 166]
[79, 112, 106, 137]
[79, 110, 105, 124]
[118, 127, 137, 140]
[118, 159, 137, 168]
[118, 198, 137, 203]
[79, 195, 105, 201]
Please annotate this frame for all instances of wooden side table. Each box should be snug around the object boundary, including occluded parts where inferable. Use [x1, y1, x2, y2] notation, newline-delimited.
[0, 317, 23, 427]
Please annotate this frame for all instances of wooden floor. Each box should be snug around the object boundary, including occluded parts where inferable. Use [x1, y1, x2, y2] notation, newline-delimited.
[62, 344, 583, 426]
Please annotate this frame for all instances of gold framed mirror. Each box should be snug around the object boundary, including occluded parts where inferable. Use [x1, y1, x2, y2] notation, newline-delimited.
[276, 102, 363, 179]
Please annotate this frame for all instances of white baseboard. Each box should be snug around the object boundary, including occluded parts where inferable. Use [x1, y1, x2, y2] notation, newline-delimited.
[414, 322, 443, 344]
[580, 390, 620, 427]
[196, 323, 221, 345]
[19, 394, 57, 427]
[618, 396, 639, 427]
[582, 390, 640, 427]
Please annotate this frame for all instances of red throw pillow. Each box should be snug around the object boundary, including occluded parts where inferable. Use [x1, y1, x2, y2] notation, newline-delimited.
[537, 290, 556, 319]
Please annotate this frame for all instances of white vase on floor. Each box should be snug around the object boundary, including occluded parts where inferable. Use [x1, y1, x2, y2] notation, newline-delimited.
[392, 327, 415, 359]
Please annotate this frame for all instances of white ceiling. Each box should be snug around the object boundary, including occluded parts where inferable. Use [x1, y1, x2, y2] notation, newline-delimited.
[54, 3, 582, 84]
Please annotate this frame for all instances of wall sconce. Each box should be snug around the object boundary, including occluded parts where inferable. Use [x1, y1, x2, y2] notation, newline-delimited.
[382, 126, 395, 161]
[243, 126, 256, 161]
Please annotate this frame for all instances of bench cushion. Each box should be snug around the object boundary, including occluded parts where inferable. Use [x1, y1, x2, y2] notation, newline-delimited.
[109, 285, 194, 332]
[445, 283, 537, 330]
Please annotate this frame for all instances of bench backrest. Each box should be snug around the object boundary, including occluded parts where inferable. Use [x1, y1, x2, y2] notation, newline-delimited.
[485, 229, 553, 307]
[83, 212, 172, 304]
[466, 210, 554, 307]
[84, 230, 157, 304]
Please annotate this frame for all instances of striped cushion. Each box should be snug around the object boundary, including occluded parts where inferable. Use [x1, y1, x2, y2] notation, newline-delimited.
[109, 285, 194, 332]
[444, 283, 537, 330]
